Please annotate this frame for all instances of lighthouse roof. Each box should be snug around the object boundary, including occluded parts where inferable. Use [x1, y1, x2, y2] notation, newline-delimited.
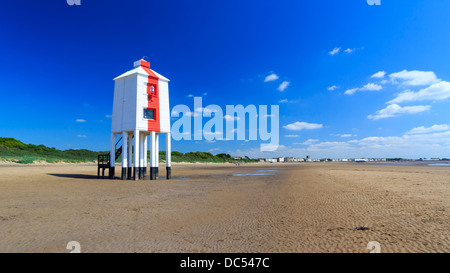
[113, 59, 170, 82]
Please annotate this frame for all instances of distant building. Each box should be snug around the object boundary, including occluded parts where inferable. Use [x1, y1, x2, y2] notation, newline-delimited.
[354, 158, 368, 162]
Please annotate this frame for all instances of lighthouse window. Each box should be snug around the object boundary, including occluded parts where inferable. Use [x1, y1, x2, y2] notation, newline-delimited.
[144, 109, 155, 120]
[150, 86, 155, 92]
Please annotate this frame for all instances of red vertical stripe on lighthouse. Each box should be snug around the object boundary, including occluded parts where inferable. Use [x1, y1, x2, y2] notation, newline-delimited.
[142, 67, 160, 132]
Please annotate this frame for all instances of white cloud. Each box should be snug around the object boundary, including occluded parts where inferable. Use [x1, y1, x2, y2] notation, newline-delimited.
[403, 130, 450, 144]
[77, 134, 87, 138]
[363, 83, 383, 90]
[285, 134, 299, 138]
[371, 71, 387, 78]
[230, 128, 450, 159]
[283, 121, 323, 131]
[367, 104, 431, 120]
[327, 85, 338, 91]
[406, 124, 450, 135]
[352, 131, 450, 150]
[278, 98, 296, 103]
[75, 119, 86, 123]
[186, 94, 194, 98]
[388, 81, 450, 104]
[344, 88, 359, 96]
[306, 130, 450, 157]
[204, 131, 223, 136]
[278, 81, 290, 92]
[329, 47, 341, 56]
[389, 70, 441, 86]
[344, 83, 382, 95]
[195, 107, 217, 114]
[356, 136, 404, 147]
[224, 115, 240, 121]
[309, 141, 350, 149]
[344, 48, 354, 54]
[202, 92, 208, 96]
[332, 133, 357, 138]
[262, 144, 287, 151]
[264, 73, 279, 82]
[294, 139, 319, 145]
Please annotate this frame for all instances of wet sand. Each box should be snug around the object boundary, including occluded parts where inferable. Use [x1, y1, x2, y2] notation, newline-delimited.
[0, 163, 449, 253]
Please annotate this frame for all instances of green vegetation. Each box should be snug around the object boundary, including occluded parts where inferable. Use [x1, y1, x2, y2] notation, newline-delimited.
[0, 137, 256, 164]
[158, 151, 257, 163]
[0, 137, 100, 164]
[386, 158, 405, 161]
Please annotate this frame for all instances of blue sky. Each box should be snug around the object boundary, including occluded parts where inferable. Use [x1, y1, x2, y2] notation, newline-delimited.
[1, 0, 450, 158]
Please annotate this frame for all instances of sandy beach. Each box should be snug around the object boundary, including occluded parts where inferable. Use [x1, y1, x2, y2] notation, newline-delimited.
[0, 162, 448, 253]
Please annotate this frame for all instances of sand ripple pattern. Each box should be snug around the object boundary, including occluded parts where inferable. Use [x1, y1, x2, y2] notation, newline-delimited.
[0, 163, 448, 252]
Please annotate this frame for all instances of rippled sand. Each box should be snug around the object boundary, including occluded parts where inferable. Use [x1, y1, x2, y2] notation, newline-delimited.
[0, 163, 448, 253]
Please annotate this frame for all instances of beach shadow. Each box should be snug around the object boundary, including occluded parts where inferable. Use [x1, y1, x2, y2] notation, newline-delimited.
[48, 173, 99, 180]
[48, 173, 189, 181]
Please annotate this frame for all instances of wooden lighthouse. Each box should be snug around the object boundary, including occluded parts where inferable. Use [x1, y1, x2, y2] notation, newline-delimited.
[108, 59, 171, 180]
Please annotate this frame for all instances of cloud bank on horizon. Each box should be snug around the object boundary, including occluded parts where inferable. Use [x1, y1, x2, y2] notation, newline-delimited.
[245, 67, 450, 159]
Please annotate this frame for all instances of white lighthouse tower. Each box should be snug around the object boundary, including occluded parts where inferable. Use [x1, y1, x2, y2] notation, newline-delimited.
[109, 59, 171, 180]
